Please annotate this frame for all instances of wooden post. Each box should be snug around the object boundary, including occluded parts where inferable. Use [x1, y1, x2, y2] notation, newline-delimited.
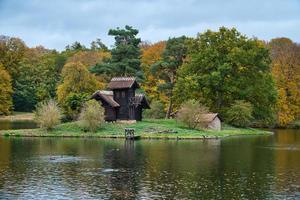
[125, 128, 135, 140]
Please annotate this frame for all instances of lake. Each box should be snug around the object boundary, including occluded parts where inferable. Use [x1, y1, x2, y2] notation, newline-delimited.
[0, 120, 37, 130]
[0, 128, 299, 199]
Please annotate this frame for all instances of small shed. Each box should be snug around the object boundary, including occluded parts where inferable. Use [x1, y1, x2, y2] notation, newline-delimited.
[201, 113, 221, 131]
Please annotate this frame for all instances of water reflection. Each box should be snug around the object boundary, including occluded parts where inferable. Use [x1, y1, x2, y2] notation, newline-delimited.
[0, 130, 299, 199]
[0, 120, 37, 130]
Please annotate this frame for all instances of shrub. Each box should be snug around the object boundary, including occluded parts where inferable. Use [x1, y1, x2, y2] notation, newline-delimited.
[225, 100, 253, 128]
[63, 93, 89, 120]
[144, 101, 166, 119]
[79, 100, 105, 132]
[176, 100, 209, 129]
[34, 99, 62, 130]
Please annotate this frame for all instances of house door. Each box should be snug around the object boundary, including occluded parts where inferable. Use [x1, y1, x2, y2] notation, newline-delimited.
[129, 105, 135, 120]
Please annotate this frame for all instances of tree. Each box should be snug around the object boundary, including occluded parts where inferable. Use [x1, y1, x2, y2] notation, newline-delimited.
[175, 27, 277, 125]
[0, 64, 13, 115]
[269, 38, 300, 127]
[141, 41, 168, 106]
[65, 41, 87, 52]
[225, 100, 253, 128]
[90, 38, 108, 52]
[0, 36, 26, 78]
[144, 100, 166, 119]
[13, 48, 61, 111]
[91, 25, 143, 80]
[151, 36, 188, 118]
[57, 62, 100, 119]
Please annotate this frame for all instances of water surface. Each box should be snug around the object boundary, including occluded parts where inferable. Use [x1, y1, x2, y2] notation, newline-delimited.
[0, 129, 299, 199]
[0, 120, 37, 130]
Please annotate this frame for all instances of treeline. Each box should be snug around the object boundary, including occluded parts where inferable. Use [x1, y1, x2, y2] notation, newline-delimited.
[0, 26, 299, 127]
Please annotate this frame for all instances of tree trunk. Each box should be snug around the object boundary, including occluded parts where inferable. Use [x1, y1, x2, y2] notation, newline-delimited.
[166, 98, 173, 119]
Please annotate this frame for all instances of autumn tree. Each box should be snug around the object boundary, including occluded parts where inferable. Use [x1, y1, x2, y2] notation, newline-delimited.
[91, 25, 143, 80]
[151, 36, 188, 118]
[0, 36, 26, 78]
[175, 27, 277, 125]
[0, 64, 13, 115]
[269, 38, 300, 126]
[57, 62, 100, 119]
[141, 41, 168, 106]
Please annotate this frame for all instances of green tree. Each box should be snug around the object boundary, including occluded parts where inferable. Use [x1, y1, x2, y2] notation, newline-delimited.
[0, 64, 13, 115]
[175, 27, 277, 125]
[91, 25, 143, 80]
[151, 36, 188, 118]
[13, 48, 61, 111]
[90, 38, 109, 52]
[65, 41, 87, 52]
[57, 62, 99, 119]
[225, 100, 253, 128]
[144, 100, 166, 119]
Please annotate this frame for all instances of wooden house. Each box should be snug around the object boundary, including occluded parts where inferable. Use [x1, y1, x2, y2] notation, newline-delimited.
[91, 77, 150, 121]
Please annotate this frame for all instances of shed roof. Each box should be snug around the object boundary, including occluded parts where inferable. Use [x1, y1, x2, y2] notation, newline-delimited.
[107, 77, 140, 89]
[91, 90, 120, 107]
[133, 94, 150, 109]
[200, 113, 219, 123]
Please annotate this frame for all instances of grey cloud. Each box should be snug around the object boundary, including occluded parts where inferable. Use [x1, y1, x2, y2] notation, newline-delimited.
[0, 0, 299, 50]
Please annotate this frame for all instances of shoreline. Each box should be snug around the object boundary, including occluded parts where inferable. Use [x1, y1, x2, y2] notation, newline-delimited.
[0, 129, 273, 141]
[0, 119, 273, 140]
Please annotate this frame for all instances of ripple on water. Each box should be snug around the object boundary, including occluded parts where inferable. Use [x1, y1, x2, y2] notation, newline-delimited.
[38, 155, 92, 163]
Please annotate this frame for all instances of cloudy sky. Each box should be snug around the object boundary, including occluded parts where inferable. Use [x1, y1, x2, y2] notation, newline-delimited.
[0, 0, 299, 50]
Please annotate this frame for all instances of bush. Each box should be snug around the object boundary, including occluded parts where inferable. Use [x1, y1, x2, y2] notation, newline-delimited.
[63, 93, 89, 120]
[79, 100, 105, 132]
[144, 101, 166, 119]
[176, 100, 209, 129]
[34, 99, 62, 130]
[225, 100, 253, 128]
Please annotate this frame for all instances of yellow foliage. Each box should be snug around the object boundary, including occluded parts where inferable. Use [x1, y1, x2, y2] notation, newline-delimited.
[0, 64, 13, 115]
[141, 41, 169, 108]
[270, 38, 300, 126]
[67, 50, 111, 68]
[66, 50, 111, 90]
[57, 62, 100, 105]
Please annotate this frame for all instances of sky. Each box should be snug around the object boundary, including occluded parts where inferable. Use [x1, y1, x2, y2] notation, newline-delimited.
[0, 0, 299, 51]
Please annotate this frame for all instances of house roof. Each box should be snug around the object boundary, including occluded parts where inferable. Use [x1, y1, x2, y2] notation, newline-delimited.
[107, 77, 140, 89]
[133, 94, 150, 109]
[199, 113, 219, 123]
[91, 90, 120, 107]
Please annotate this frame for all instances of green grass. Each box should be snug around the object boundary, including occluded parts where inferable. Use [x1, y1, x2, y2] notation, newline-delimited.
[0, 119, 272, 139]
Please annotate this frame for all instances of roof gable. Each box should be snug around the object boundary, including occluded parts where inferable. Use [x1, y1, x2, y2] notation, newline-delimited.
[133, 94, 150, 109]
[107, 77, 140, 89]
[91, 90, 120, 107]
[200, 113, 219, 123]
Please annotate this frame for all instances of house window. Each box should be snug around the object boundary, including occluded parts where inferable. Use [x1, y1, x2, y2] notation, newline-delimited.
[122, 91, 125, 98]
[116, 91, 120, 98]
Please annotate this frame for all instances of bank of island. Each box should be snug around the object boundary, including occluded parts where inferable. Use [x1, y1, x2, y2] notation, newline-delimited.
[0, 119, 272, 139]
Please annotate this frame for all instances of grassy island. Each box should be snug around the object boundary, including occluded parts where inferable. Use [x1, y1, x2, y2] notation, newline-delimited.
[0, 119, 272, 139]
